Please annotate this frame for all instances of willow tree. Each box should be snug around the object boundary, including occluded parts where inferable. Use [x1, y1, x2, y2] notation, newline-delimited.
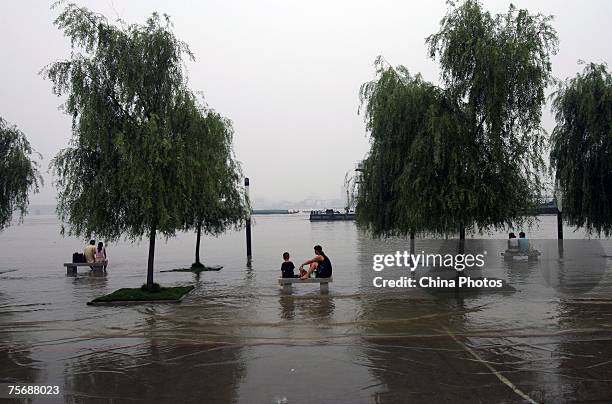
[0, 117, 42, 231]
[357, 58, 465, 236]
[46, 4, 197, 290]
[184, 108, 248, 268]
[550, 63, 612, 236]
[357, 1, 557, 238]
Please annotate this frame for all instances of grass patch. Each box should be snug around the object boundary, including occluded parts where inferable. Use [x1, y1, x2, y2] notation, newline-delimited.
[160, 265, 222, 273]
[90, 285, 194, 303]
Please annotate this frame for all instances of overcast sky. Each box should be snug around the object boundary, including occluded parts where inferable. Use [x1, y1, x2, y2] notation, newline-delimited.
[1, 0, 611, 205]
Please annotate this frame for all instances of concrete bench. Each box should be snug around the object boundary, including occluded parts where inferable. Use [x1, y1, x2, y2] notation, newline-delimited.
[278, 277, 333, 293]
[501, 249, 541, 261]
[64, 262, 105, 274]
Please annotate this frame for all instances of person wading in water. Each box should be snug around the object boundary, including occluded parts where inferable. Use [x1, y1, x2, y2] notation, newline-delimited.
[298, 245, 332, 279]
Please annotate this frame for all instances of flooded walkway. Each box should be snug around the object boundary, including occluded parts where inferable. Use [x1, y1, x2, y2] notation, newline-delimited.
[1, 214, 612, 402]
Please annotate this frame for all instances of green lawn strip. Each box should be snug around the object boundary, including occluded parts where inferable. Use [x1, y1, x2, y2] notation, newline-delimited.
[89, 285, 194, 303]
[160, 265, 222, 273]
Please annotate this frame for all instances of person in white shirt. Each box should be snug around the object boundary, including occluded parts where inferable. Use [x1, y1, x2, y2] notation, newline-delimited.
[84, 240, 96, 263]
[94, 242, 108, 271]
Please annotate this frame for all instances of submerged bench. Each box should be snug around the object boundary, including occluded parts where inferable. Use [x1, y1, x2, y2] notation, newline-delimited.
[278, 277, 333, 293]
[64, 262, 105, 274]
[501, 249, 541, 261]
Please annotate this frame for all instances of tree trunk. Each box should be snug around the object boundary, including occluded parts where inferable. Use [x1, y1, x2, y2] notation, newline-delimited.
[458, 223, 466, 256]
[146, 225, 157, 291]
[459, 223, 465, 240]
[195, 222, 202, 265]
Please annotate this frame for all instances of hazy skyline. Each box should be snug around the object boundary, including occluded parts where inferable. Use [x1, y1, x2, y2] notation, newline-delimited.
[1, 0, 611, 206]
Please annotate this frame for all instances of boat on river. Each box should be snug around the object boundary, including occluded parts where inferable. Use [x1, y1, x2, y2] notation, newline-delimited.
[309, 209, 356, 221]
[252, 209, 299, 215]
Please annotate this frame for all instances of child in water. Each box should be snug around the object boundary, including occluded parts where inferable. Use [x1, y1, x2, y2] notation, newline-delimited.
[280, 252, 297, 278]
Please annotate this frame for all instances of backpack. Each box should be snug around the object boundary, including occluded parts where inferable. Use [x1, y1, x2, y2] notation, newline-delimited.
[72, 252, 85, 263]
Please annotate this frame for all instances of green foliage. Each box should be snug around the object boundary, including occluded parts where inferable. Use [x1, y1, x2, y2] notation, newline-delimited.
[427, 1, 557, 136]
[45, 4, 245, 286]
[550, 63, 612, 236]
[357, 59, 465, 235]
[46, 4, 194, 241]
[357, 1, 557, 237]
[180, 101, 248, 265]
[0, 117, 42, 231]
[184, 106, 248, 236]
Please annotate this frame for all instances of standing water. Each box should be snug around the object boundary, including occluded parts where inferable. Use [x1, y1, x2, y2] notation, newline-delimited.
[1, 213, 611, 403]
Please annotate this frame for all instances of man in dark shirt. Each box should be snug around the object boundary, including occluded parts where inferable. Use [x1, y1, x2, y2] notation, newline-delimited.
[299, 245, 332, 279]
[280, 252, 297, 278]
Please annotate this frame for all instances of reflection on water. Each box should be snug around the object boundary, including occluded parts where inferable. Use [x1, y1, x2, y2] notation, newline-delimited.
[0, 214, 611, 402]
[278, 295, 335, 322]
[62, 324, 246, 403]
[0, 292, 41, 389]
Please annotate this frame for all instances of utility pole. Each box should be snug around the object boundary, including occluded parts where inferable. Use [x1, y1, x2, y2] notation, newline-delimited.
[555, 182, 563, 240]
[245, 177, 252, 259]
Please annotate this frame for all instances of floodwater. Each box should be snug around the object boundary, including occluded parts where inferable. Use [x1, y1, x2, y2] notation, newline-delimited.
[1, 213, 612, 403]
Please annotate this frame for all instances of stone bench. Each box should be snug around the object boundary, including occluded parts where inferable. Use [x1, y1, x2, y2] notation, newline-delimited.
[501, 249, 541, 260]
[64, 262, 105, 274]
[278, 277, 333, 293]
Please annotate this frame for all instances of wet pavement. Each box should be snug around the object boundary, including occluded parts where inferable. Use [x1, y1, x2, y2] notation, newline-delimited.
[1, 214, 612, 403]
